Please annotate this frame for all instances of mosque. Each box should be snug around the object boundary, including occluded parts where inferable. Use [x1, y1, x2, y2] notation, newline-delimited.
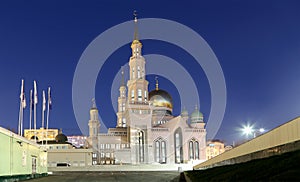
[86, 15, 206, 165]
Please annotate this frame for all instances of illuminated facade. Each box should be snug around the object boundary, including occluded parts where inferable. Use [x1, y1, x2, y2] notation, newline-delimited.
[24, 128, 58, 142]
[206, 140, 225, 160]
[86, 16, 207, 165]
[45, 134, 93, 167]
[67, 135, 88, 148]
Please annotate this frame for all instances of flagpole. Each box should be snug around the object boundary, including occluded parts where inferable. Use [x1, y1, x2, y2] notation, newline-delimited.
[18, 101, 22, 135]
[20, 106, 23, 136]
[34, 100, 36, 142]
[18, 79, 25, 136]
[42, 90, 46, 145]
[46, 87, 51, 146]
[34, 81, 37, 143]
[29, 90, 33, 130]
[42, 90, 45, 129]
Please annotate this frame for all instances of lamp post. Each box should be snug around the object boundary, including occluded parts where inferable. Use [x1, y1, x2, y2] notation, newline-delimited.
[241, 124, 265, 139]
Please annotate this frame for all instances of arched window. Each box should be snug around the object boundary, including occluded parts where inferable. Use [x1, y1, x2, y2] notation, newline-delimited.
[161, 141, 166, 163]
[122, 118, 126, 127]
[132, 67, 135, 79]
[131, 90, 134, 101]
[174, 128, 183, 163]
[189, 141, 194, 160]
[155, 141, 160, 162]
[138, 130, 144, 163]
[138, 89, 142, 102]
[195, 141, 199, 159]
[137, 66, 141, 79]
[154, 138, 167, 164]
[188, 139, 200, 160]
[144, 90, 147, 101]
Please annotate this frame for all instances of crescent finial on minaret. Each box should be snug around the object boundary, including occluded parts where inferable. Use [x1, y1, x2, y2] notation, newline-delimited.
[121, 66, 125, 86]
[133, 10, 139, 40]
[155, 76, 159, 90]
[92, 98, 97, 109]
[133, 10, 138, 22]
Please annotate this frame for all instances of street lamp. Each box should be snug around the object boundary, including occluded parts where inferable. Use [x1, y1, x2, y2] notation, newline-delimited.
[259, 128, 265, 133]
[240, 124, 266, 139]
[242, 124, 254, 138]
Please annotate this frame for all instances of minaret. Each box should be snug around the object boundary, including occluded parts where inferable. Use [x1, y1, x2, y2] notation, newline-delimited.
[127, 11, 149, 104]
[155, 76, 159, 90]
[190, 105, 205, 128]
[88, 98, 100, 150]
[181, 106, 189, 122]
[116, 68, 127, 127]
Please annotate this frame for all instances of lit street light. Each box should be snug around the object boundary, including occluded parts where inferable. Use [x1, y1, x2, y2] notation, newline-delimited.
[240, 123, 266, 139]
[242, 125, 254, 137]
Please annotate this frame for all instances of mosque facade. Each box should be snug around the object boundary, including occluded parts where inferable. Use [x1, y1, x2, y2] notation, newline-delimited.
[86, 16, 206, 165]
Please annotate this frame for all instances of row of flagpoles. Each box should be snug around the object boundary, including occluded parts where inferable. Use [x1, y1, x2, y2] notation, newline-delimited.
[18, 79, 52, 143]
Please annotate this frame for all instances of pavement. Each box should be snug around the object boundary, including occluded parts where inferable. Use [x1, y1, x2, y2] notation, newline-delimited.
[27, 171, 183, 182]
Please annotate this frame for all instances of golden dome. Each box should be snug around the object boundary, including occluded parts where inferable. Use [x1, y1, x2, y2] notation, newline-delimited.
[149, 89, 173, 109]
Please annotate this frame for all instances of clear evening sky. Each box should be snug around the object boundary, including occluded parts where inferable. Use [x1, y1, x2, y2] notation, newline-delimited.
[1, 0, 300, 145]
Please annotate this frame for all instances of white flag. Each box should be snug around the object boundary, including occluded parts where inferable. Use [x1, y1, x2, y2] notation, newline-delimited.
[48, 87, 52, 110]
[42, 90, 46, 111]
[34, 80, 38, 104]
[20, 79, 26, 108]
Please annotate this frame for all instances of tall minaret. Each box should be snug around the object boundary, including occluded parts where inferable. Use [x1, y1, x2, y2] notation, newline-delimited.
[88, 98, 100, 150]
[116, 68, 127, 127]
[127, 11, 149, 103]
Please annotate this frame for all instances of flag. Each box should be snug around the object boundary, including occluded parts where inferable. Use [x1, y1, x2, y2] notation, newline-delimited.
[42, 90, 46, 111]
[34, 80, 38, 104]
[30, 89, 33, 110]
[48, 87, 52, 110]
[20, 79, 26, 109]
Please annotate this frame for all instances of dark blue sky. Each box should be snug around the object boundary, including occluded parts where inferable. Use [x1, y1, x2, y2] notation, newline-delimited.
[1, 1, 300, 145]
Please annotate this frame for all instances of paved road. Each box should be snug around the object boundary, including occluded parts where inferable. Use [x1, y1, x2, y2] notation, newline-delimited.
[28, 171, 182, 182]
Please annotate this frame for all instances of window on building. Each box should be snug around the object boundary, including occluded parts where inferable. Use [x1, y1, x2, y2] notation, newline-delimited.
[100, 152, 105, 158]
[195, 141, 199, 159]
[144, 91, 147, 101]
[131, 90, 134, 101]
[189, 141, 194, 160]
[174, 128, 183, 163]
[138, 89, 142, 102]
[137, 66, 141, 79]
[161, 141, 166, 163]
[154, 138, 167, 164]
[122, 103, 125, 112]
[138, 130, 144, 163]
[122, 118, 126, 127]
[132, 67, 135, 79]
[155, 141, 160, 162]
